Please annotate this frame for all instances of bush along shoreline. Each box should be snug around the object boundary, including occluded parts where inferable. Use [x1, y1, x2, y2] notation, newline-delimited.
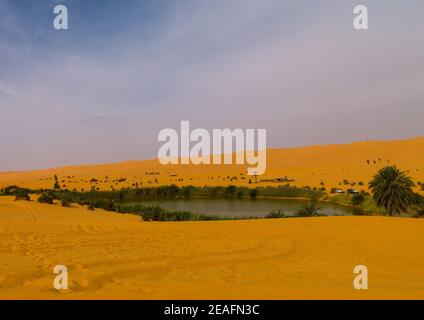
[2, 175, 423, 220]
[0, 184, 327, 221]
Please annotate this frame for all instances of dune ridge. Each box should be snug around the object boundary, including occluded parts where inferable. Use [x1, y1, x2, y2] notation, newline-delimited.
[1, 136, 423, 192]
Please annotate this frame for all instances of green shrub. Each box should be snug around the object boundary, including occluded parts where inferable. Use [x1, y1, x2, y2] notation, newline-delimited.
[351, 193, 365, 205]
[296, 201, 321, 217]
[175, 211, 197, 221]
[15, 191, 30, 201]
[37, 193, 54, 204]
[114, 203, 240, 221]
[61, 198, 71, 207]
[2, 185, 31, 196]
[413, 193, 424, 205]
[265, 210, 285, 219]
[224, 185, 237, 198]
[352, 208, 366, 215]
[249, 188, 258, 199]
[3, 185, 20, 195]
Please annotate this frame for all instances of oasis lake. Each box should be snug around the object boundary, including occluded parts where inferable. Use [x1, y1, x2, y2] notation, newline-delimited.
[140, 198, 358, 217]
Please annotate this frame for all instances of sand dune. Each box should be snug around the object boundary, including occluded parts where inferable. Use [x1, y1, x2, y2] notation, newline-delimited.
[1, 137, 423, 192]
[0, 196, 423, 299]
[1, 137, 423, 299]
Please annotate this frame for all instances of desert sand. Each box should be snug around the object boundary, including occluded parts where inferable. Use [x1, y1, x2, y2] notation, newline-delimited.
[0, 195, 423, 299]
[1, 137, 423, 192]
[1, 137, 423, 299]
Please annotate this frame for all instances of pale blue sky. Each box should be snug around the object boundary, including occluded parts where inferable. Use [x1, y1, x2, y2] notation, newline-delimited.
[0, 0, 423, 170]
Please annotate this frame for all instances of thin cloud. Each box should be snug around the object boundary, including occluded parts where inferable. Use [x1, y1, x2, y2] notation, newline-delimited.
[0, 0, 423, 170]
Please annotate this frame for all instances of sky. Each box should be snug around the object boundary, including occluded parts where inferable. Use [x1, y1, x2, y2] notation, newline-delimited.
[0, 0, 423, 171]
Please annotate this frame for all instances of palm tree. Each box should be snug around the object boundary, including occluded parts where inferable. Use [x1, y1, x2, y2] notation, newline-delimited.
[368, 166, 415, 216]
[296, 201, 321, 217]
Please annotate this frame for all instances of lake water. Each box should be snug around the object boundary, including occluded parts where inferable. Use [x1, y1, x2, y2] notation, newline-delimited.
[142, 198, 355, 217]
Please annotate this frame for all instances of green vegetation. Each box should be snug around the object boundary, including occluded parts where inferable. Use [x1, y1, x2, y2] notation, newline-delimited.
[369, 166, 415, 216]
[15, 190, 30, 201]
[351, 193, 365, 205]
[2, 164, 422, 220]
[37, 192, 55, 204]
[11, 184, 324, 221]
[39, 184, 323, 207]
[113, 203, 263, 221]
[296, 201, 322, 217]
[1, 185, 36, 201]
[53, 175, 60, 190]
[1, 185, 32, 196]
[249, 188, 258, 199]
[265, 209, 286, 219]
[252, 186, 323, 199]
[330, 193, 380, 215]
[60, 195, 72, 207]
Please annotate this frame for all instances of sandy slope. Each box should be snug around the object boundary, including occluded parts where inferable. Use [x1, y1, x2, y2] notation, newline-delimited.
[0, 196, 423, 299]
[0, 137, 423, 192]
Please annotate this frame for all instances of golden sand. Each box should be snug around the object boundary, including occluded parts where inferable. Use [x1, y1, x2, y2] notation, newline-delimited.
[1, 137, 423, 192]
[0, 196, 423, 299]
[1, 137, 423, 299]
